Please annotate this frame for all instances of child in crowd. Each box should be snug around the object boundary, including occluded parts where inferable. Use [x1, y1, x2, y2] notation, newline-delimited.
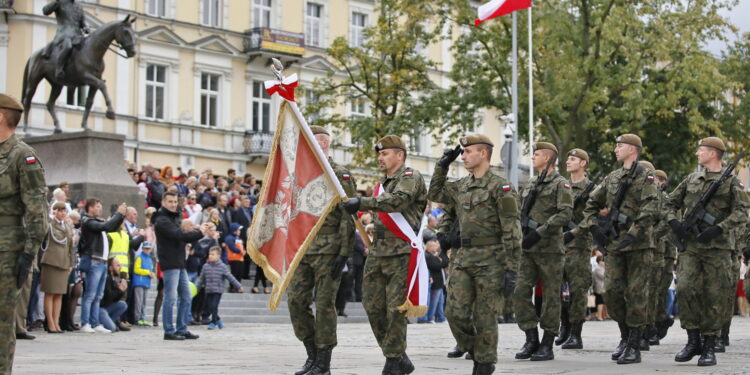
[132, 241, 156, 326]
[225, 223, 245, 291]
[196, 247, 244, 329]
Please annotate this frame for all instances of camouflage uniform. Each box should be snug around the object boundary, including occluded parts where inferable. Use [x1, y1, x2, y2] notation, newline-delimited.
[653, 189, 675, 329]
[287, 158, 357, 350]
[581, 164, 658, 329]
[666, 169, 749, 336]
[562, 177, 593, 325]
[360, 164, 427, 359]
[0, 134, 49, 375]
[514, 172, 573, 335]
[428, 163, 520, 365]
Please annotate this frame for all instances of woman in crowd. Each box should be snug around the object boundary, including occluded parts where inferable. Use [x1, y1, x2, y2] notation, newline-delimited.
[41, 202, 76, 333]
[592, 255, 607, 321]
[61, 210, 83, 331]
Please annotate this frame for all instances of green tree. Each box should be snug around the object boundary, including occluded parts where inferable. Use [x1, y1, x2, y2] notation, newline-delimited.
[437, 0, 744, 180]
[304, 0, 446, 169]
[720, 32, 750, 153]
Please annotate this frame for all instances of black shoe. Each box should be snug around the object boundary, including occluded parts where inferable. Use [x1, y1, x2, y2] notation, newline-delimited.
[639, 337, 650, 351]
[337, 312, 348, 318]
[400, 353, 415, 374]
[697, 335, 717, 366]
[381, 357, 401, 375]
[503, 313, 515, 324]
[178, 331, 199, 339]
[530, 331, 555, 361]
[296, 340, 317, 375]
[465, 351, 473, 360]
[611, 322, 629, 360]
[657, 318, 674, 340]
[474, 362, 495, 375]
[555, 322, 570, 346]
[447, 346, 465, 358]
[16, 332, 35, 340]
[561, 322, 583, 349]
[117, 323, 131, 332]
[306, 347, 332, 375]
[713, 338, 725, 353]
[675, 329, 701, 362]
[515, 328, 539, 360]
[617, 327, 642, 364]
[163, 333, 185, 340]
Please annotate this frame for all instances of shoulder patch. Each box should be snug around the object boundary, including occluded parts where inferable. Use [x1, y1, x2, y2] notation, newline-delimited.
[25, 156, 38, 164]
[740, 182, 745, 189]
[342, 174, 351, 180]
[404, 171, 413, 176]
[502, 185, 511, 191]
[646, 175, 654, 181]
[563, 183, 571, 189]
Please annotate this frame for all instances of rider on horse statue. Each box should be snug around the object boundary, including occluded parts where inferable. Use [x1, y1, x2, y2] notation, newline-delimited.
[41, 0, 89, 81]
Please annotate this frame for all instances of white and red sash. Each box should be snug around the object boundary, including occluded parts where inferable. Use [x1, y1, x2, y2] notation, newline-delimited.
[374, 183, 428, 317]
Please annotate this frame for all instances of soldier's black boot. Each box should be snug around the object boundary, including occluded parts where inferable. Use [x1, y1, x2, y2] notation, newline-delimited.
[675, 329, 702, 362]
[639, 327, 650, 351]
[530, 330, 555, 361]
[381, 357, 401, 375]
[721, 321, 730, 346]
[474, 362, 496, 375]
[714, 335, 725, 353]
[399, 353, 415, 374]
[657, 317, 674, 340]
[648, 325, 660, 345]
[515, 328, 539, 359]
[561, 322, 583, 349]
[305, 347, 332, 375]
[447, 346, 465, 358]
[296, 340, 317, 375]
[611, 322, 629, 360]
[555, 321, 570, 346]
[617, 327, 642, 364]
[503, 313, 516, 324]
[698, 335, 717, 366]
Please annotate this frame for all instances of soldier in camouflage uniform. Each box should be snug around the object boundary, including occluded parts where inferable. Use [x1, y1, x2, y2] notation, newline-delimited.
[635, 160, 658, 352]
[558, 149, 594, 350]
[581, 134, 659, 365]
[428, 134, 520, 375]
[666, 137, 749, 366]
[650, 169, 676, 344]
[343, 135, 426, 375]
[287, 126, 357, 375]
[514, 142, 573, 362]
[0, 94, 49, 375]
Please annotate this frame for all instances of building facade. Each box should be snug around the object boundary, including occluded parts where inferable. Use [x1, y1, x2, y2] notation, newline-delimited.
[1, 0, 518, 187]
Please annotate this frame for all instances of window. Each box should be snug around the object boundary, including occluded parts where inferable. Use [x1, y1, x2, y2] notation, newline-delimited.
[253, 0, 272, 28]
[304, 89, 320, 122]
[147, 0, 166, 17]
[252, 81, 272, 133]
[409, 129, 424, 154]
[202, 0, 221, 27]
[350, 99, 366, 117]
[145, 64, 166, 120]
[305, 3, 322, 47]
[66, 86, 87, 107]
[200, 73, 220, 126]
[350, 12, 367, 47]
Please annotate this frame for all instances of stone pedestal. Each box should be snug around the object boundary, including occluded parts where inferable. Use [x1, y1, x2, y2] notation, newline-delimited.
[24, 130, 144, 222]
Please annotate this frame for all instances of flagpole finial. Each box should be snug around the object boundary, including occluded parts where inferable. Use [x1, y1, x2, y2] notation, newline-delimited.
[271, 58, 285, 81]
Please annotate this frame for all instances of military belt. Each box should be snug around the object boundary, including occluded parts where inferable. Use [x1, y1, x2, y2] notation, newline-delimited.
[0, 216, 22, 227]
[461, 236, 503, 247]
[375, 229, 400, 240]
[317, 226, 338, 235]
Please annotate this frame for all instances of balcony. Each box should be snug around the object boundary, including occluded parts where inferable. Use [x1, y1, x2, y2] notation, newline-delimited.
[244, 27, 305, 65]
[0, 0, 14, 12]
[243, 131, 274, 156]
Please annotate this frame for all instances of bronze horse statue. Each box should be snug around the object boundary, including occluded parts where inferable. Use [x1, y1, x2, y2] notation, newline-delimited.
[21, 15, 137, 133]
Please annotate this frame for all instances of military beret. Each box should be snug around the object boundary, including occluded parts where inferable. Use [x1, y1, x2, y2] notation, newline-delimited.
[567, 148, 589, 162]
[375, 135, 407, 153]
[534, 142, 558, 155]
[654, 170, 668, 179]
[52, 202, 67, 211]
[699, 137, 725, 152]
[616, 134, 642, 148]
[0, 93, 23, 112]
[309, 125, 329, 136]
[638, 161, 655, 171]
[459, 134, 494, 148]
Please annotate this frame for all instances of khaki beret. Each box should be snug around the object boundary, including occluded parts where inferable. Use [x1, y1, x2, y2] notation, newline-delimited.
[567, 148, 589, 162]
[699, 137, 725, 152]
[638, 161, 655, 171]
[459, 134, 494, 148]
[309, 125, 329, 136]
[0, 94, 23, 112]
[534, 142, 558, 155]
[654, 170, 668, 179]
[616, 134, 642, 148]
[52, 202, 67, 211]
[375, 135, 407, 153]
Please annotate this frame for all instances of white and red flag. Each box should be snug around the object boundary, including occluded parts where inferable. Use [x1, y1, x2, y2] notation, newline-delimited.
[247, 75, 347, 311]
[373, 185, 429, 318]
[474, 0, 532, 26]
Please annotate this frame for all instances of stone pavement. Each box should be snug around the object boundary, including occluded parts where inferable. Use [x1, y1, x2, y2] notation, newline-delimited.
[14, 317, 750, 375]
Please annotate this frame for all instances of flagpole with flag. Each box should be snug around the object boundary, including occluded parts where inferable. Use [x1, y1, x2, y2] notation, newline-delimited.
[528, 5, 534, 178]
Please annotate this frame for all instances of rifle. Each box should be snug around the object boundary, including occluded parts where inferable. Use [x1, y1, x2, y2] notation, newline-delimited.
[567, 181, 596, 231]
[520, 157, 556, 234]
[593, 153, 641, 250]
[672, 152, 745, 253]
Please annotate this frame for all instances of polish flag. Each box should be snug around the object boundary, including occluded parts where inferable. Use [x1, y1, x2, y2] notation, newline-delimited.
[474, 0, 532, 27]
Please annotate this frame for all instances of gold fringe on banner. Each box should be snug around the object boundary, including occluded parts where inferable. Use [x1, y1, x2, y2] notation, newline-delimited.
[396, 299, 427, 318]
